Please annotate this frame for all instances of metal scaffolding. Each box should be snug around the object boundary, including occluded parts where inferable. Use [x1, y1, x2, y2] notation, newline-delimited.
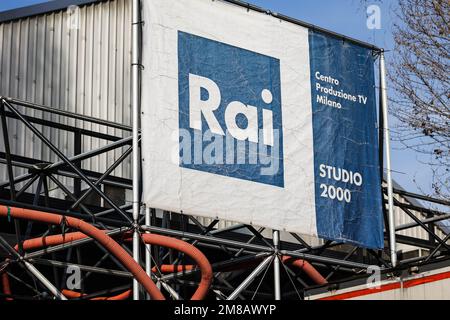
[0, 94, 449, 300]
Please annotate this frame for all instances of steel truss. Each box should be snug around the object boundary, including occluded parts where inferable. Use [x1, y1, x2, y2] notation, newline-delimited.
[0, 96, 449, 300]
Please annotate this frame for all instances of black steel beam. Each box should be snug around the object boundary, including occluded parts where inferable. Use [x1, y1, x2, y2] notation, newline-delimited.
[2, 98, 131, 132]
[2, 100, 132, 224]
[393, 197, 450, 251]
[3, 110, 125, 142]
[69, 145, 133, 210]
[391, 188, 450, 207]
[394, 234, 438, 250]
[386, 199, 448, 217]
[0, 154, 132, 191]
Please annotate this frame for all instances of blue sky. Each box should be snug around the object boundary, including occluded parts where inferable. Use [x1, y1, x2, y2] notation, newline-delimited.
[0, 0, 50, 11]
[0, 0, 438, 200]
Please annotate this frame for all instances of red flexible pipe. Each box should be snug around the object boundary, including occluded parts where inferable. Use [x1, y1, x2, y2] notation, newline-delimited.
[12, 231, 87, 251]
[116, 255, 327, 287]
[20, 235, 323, 287]
[1, 271, 12, 301]
[281, 256, 328, 285]
[2, 233, 134, 300]
[6, 231, 192, 274]
[0, 206, 213, 300]
[0, 206, 164, 300]
[62, 289, 132, 300]
[0, 205, 325, 299]
[2, 232, 133, 299]
[140, 233, 212, 300]
[152, 265, 194, 273]
[60, 266, 196, 300]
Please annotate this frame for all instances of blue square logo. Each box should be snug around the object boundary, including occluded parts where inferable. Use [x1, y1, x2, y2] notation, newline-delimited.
[178, 31, 284, 188]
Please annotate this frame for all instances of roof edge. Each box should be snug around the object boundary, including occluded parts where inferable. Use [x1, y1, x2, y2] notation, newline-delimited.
[0, 0, 382, 52]
[0, 0, 101, 23]
[223, 0, 382, 52]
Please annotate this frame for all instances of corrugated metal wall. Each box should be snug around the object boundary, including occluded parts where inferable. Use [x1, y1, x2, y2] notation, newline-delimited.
[0, 0, 132, 195]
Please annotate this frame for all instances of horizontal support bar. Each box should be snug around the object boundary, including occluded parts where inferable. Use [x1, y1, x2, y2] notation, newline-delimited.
[396, 213, 450, 231]
[0, 158, 132, 190]
[142, 224, 371, 269]
[280, 249, 370, 270]
[386, 199, 448, 217]
[2, 97, 132, 132]
[141, 224, 272, 253]
[4, 111, 125, 142]
[391, 187, 450, 207]
[24, 227, 129, 259]
[30, 258, 132, 278]
[394, 234, 438, 250]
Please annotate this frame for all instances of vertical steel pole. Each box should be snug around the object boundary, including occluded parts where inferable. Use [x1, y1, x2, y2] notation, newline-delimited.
[379, 51, 397, 267]
[1, 100, 26, 255]
[273, 230, 281, 300]
[132, 0, 141, 299]
[145, 207, 152, 300]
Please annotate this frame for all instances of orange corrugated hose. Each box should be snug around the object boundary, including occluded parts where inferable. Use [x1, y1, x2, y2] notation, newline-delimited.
[139, 233, 212, 300]
[61, 289, 132, 300]
[1, 231, 132, 300]
[0, 205, 213, 300]
[281, 256, 328, 285]
[1, 270, 12, 301]
[152, 265, 194, 273]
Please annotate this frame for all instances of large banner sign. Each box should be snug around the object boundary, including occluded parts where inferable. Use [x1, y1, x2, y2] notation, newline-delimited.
[141, 0, 384, 248]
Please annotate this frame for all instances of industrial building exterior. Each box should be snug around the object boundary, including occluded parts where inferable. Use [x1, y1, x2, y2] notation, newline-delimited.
[0, 0, 449, 301]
